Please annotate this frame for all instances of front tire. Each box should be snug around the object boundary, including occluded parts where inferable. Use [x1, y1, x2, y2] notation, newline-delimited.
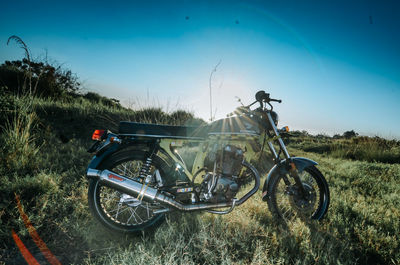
[88, 149, 167, 234]
[267, 165, 330, 223]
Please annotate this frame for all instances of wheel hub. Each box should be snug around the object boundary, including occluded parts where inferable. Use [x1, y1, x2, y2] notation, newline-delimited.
[288, 182, 316, 212]
[119, 194, 141, 207]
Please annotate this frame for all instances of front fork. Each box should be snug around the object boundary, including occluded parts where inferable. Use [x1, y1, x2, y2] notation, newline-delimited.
[265, 112, 307, 197]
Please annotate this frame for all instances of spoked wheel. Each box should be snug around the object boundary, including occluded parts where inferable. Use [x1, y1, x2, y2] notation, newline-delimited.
[88, 150, 167, 234]
[267, 165, 330, 223]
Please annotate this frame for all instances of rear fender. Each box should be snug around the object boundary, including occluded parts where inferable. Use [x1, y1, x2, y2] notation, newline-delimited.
[87, 141, 153, 173]
[261, 157, 318, 201]
[87, 143, 121, 172]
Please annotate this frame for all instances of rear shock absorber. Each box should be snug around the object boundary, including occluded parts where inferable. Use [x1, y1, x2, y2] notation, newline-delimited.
[139, 157, 153, 180]
[137, 157, 154, 201]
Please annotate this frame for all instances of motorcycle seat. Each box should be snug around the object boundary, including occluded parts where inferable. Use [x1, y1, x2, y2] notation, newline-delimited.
[118, 121, 207, 139]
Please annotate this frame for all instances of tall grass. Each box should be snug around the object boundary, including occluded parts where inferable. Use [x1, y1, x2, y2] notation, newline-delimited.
[288, 134, 400, 164]
[0, 95, 40, 174]
[331, 137, 400, 163]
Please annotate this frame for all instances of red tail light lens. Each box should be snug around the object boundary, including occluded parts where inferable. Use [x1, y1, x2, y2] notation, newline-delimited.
[92, 129, 105, 141]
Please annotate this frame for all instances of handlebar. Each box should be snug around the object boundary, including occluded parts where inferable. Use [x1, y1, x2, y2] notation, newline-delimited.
[255, 90, 281, 104]
[254, 90, 282, 109]
[227, 90, 282, 117]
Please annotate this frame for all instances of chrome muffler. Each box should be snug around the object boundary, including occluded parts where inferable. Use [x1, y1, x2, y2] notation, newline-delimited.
[87, 168, 158, 202]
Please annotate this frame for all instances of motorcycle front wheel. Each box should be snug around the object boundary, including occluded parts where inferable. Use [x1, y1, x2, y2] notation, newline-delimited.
[267, 165, 330, 223]
[88, 149, 167, 234]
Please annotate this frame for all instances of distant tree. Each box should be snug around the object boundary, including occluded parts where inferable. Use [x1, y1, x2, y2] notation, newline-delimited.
[316, 133, 329, 139]
[343, 130, 358, 139]
[301, 130, 310, 136]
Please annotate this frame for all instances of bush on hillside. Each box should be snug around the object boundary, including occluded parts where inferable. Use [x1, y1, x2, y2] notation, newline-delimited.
[0, 59, 81, 98]
[343, 130, 358, 138]
[83, 92, 121, 108]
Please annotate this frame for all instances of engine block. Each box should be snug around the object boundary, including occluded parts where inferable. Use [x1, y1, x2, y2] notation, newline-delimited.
[200, 145, 244, 203]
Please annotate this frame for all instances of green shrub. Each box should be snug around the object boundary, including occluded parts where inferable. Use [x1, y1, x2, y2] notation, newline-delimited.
[0, 59, 81, 99]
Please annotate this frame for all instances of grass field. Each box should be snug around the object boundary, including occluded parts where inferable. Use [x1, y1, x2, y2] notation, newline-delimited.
[1, 94, 399, 265]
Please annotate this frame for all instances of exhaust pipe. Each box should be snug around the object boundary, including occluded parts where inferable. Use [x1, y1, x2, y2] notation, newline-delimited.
[87, 168, 232, 211]
[87, 163, 260, 212]
[87, 168, 158, 202]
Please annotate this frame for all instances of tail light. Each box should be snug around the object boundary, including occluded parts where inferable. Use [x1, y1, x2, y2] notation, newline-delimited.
[92, 129, 106, 141]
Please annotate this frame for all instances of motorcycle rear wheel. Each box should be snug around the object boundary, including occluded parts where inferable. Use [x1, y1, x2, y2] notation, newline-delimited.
[88, 149, 166, 234]
[267, 165, 330, 223]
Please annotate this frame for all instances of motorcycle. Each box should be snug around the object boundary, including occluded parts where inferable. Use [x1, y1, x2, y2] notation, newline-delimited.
[86, 91, 330, 233]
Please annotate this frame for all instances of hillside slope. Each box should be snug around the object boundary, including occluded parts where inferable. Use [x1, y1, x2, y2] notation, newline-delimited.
[0, 94, 399, 265]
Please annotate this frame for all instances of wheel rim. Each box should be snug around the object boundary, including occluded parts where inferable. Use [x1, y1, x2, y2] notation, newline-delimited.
[273, 169, 323, 222]
[96, 159, 163, 227]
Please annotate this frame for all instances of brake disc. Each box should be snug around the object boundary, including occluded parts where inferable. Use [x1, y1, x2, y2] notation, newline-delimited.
[289, 182, 317, 213]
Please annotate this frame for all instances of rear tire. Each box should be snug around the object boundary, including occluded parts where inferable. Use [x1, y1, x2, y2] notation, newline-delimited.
[88, 149, 167, 234]
[267, 165, 330, 223]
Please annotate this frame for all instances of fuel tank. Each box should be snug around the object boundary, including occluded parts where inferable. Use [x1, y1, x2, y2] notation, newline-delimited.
[207, 115, 261, 136]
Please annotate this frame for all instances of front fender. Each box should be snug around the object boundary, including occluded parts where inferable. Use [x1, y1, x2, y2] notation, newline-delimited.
[261, 157, 318, 201]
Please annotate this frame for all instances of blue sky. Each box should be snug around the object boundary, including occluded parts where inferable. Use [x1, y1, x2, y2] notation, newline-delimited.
[1, 0, 399, 138]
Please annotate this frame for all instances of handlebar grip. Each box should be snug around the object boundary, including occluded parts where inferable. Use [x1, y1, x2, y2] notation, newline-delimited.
[270, 99, 282, 103]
